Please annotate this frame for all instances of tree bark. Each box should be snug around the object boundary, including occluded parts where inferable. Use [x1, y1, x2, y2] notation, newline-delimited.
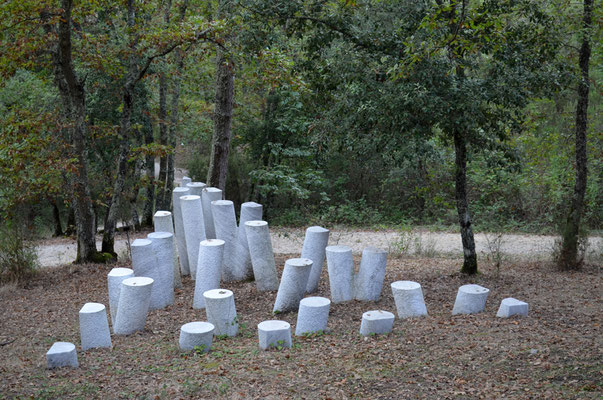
[559, 0, 592, 270]
[156, 71, 170, 210]
[454, 130, 478, 275]
[141, 100, 155, 227]
[51, 199, 63, 237]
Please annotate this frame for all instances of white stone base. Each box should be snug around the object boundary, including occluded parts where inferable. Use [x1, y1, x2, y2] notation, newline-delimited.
[258, 320, 292, 350]
[179, 321, 215, 352]
[295, 297, 330, 336]
[203, 289, 238, 337]
[359, 310, 395, 336]
[496, 297, 529, 318]
[452, 284, 490, 315]
[79, 303, 112, 350]
[113, 277, 154, 335]
[46, 342, 78, 369]
[391, 281, 428, 319]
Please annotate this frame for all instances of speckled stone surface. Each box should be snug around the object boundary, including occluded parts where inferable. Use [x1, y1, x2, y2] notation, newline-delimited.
[46, 342, 78, 369]
[180, 176, 192, 187]
[180, 195, 206, 280]
[113, 277, 154, 335]
[354, 247, 387, 301]
[186, 182, 207, 196]
[172, 187, 191, 275]
[107, 267, 134, 326]
[201, 187, 222, 239]
[203, 289, 238, 337]
[153, 210, 182, 288]
[193, 239, 225, 309]
[496, 297, 529, 318]
[325, 245, 355, 303]
[245, 221, 279, 291]
[302, 226, 330, 293]
[295, 297, 331, 336]
[273, 258, 313, 313]
[391, 281, 428, 319]
[79, 303, 112, 350]
[147, 232, 175, 306]
[179, 321, 215, 352]
[452, 284, 490, 315]
[131, 239, 163, 310]
[359, 310, 395, 336]
[236, 202, 263, 280]
[258, 320, 291, 350]
[211, 200, 242, 282]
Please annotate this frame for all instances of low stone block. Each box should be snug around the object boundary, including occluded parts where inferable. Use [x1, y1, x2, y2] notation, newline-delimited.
[391, 280, 428, 319]
[359, 310, 395, 336]
[113, 277, 154, 335]
[452, 284, 490, 315]
[203, 289, 238, 337]
[295, 297, 330, 336]
[496, 297, 529, 318]
[258, 320, 292, 350]
[46, 342, 78, 369]
[179, 321, 215, 352]
[79, 303, 112, 350]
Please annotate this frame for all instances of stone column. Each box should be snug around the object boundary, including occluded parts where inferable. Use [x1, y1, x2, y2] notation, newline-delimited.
[172, 187, 191, 275]
[326, 245, 354, 303]
[236, 202, 263, 280]
[180, 195, 206, 280]
[147, 232, 175, 306]
[193, 239, 225, 309]
[107, 267, 134, 326]
[359, 310, 395, 336]
[153, 210, 182, 288]
[46, 342, 78, 369]
[295, 297, 331, 336]
[113, 277, 154, 335]
[131, 238, 164, 310]
[186, 181, 206, 196]
[211, 200, 241, 282]
[79, 303, 112, 350]
[203, 289, 238, 337]
[302, 226, 330, 293]
[391, 281, 428, 318]
[354, 247, 387, 301]
[273, 258, 313, 313]
[179, 321, 215, 352]
[180, 176, 192, 187]
[201, 187, 222, 239]
[452, 284, 490, 315]
[258, 320, 292, 350]
[245, 221, 279, 291]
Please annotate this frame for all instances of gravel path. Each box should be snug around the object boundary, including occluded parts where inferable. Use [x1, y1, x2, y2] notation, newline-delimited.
[35, 228, 602, 268]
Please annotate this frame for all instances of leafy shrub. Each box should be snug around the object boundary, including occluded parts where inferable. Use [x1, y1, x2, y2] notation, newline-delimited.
[0, 218, 38, 283]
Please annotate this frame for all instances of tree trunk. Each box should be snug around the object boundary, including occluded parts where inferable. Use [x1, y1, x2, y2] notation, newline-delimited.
[51, 199, 63, 237]
[558, 0, 592, 270]
[65, 206, 75, 236]
[156, 71, 170, 210]
[207, 47, 234, 191]
[453, 130, 478, 275]
[141, 103, 155, 227]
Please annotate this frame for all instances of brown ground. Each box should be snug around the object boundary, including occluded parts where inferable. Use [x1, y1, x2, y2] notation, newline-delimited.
[0, 256, 601, 399]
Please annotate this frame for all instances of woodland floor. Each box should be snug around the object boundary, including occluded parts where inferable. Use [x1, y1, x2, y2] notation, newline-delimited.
[0, 256, 601, 399]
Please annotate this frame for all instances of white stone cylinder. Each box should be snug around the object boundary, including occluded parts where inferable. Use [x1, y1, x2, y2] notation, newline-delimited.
[203, 289, 238, 337]
[212, 200, 241, 282]
[295, 297, 331, 336]
[359, 310, 395, 336]
[236, 202, 263, 280]
[107, 267, 134, 326]
[245, 221, 279, 291]
[46, 342, 78, 369]
[181, 195, 206, 280]
[202, 187, 222, 239]
[452, 284, 490, 315]
[273, 258, 313, 313]
[258, 320, 292, 350]
[172, 187, 191, 275]
[147, 232, 175, 306]
[154, 210, 182, 289]
[496, 297, 529, 318]
[179, 321, 215, 352]
[113, 277, 154, 335]
[180, 176, 192, 187]
[391, 281, 428, 318]
[302, 226, 330, 293]
[354, 247, 387, 301]
[79, 303, 112, 350]
[186, 181, 207, 196]
[131, 238, 163, 310]
[193, 239, 225, 309]
[326, 245, 355, 303]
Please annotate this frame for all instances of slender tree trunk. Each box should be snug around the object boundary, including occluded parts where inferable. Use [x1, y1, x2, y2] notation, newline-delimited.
[156, 72, 170, 210]
[141, 102, 155, 226]
[65, 206, 75, 236]
[51, 199, 63, 237]
[559, 0, 592, 270]
[454, 130, 478, 275]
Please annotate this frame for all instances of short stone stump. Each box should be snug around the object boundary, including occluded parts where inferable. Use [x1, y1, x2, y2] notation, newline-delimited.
[273, 258, 313, 313]
[107, 267, 134, 326]
[295, 297, 331, 336]
[497, 297, 529, 318]
[391, 281, 428, 319]
[79, 302, 112, 350]
[452, 284, 490, 315]
[359, 310, 395, 336]
[179, 321, 215, 352]
[46, 342, 78, 369]
[203, 289, 238, 337]
[113, 277, 154, 335]
[258, 320, 292, 350]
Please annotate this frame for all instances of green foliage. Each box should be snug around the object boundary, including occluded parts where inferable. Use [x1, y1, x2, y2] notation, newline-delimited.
[0, 216, 38, 283]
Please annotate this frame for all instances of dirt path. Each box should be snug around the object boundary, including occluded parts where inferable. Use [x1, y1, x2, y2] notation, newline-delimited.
[35, 228, 602, 268]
